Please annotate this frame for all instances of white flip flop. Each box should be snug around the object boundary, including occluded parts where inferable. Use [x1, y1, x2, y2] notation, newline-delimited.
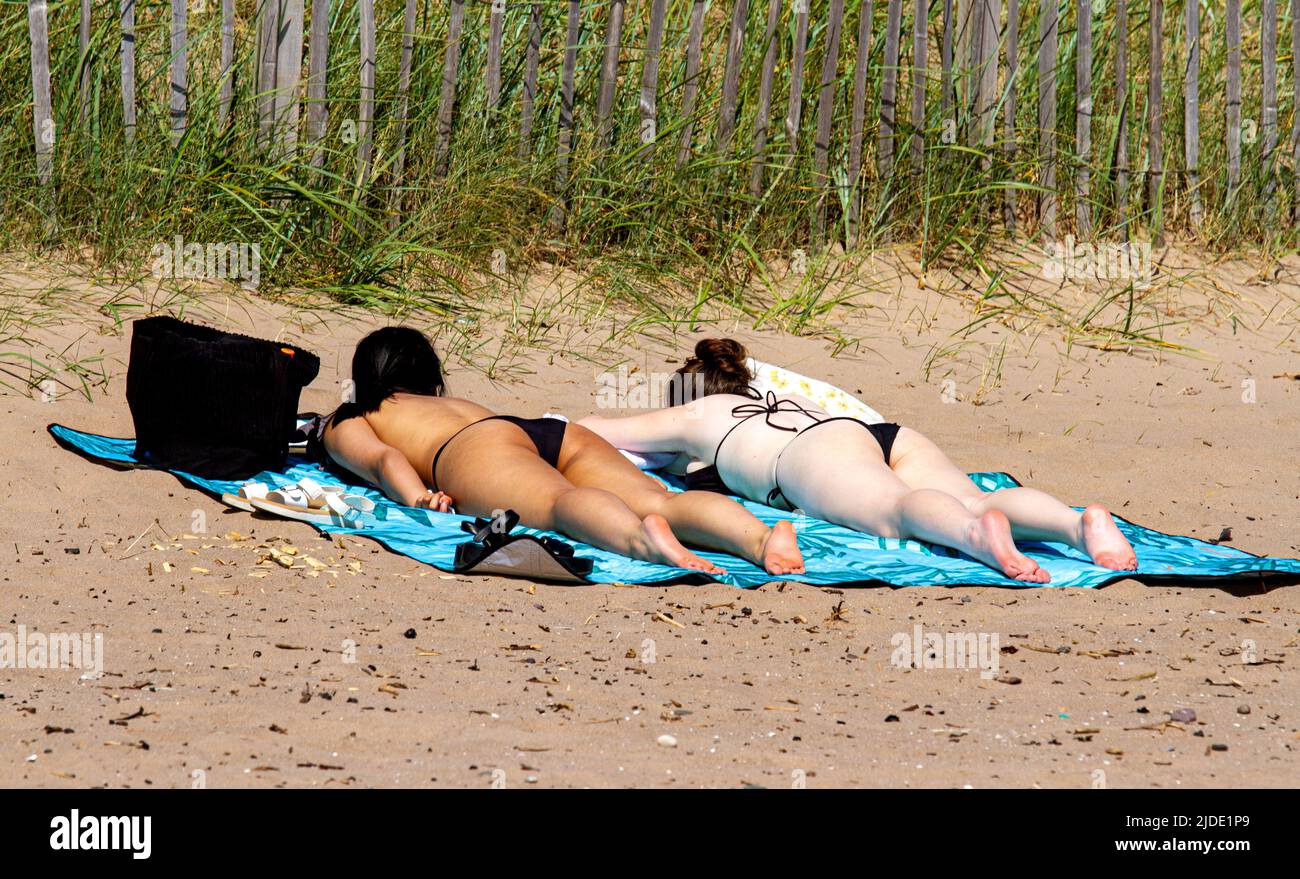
[221, 481, 269, 513]
[247, 478, 374, 526]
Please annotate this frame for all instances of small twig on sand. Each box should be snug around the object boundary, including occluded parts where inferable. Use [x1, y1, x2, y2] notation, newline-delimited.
[116, 520, 156, 560]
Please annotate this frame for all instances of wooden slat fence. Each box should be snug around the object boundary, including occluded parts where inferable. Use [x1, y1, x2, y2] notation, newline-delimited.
[20, 0, 1300, 250]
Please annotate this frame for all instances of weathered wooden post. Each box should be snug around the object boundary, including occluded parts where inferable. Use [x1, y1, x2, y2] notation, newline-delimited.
[814, 0, 846, 246]
[846, 0, 874, 245]
[434, 0, 466, 176]
[1148, 0, 1163, 243]
[1114, 0, 1128, 232]
[220, 0, 236, 131]
[1261, 0, 1278, 208]
[518, 3, 543, 161]
[121, 0, 136, 147]
[786, 0, 810, 149]
[171, 0, 188, 145]
[306, 0, 330, 165]
[1075, 0, 1091, 236]
[677, 0, 707, 167]
[1003, 0, 1019, 230]
[256, 0, 304, 157]
[910, 0, 928, 175]
[256, 0, 277, 149]
[486, 0, 505, 110]
[1292, 0, 1299, 223]
[1037, 0, 1058, 237]
[717, 0, 750, 152]
[29, 0, 55, 198]
[551, 0, 581, 229]
[878, 0, 903, 176]
[750, 0, 784, 196]
[1184, 0, 1201, 227]
[79, 0, 92, 128]
[358, 0, 375, 190]
[640, 0, 668, 158]
[1226, 0, 1242, 202]
[596, 0, 627, 152]
[973, 0, 1000, 151]
[940, 0, 953, 121]
[391, 0, 418, 229]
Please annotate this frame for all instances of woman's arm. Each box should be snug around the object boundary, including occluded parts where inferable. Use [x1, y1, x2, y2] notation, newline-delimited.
[577, 404, 697, 454]
[323, 416, 452, 511]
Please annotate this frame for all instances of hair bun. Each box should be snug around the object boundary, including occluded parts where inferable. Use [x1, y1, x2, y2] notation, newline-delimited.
[692, 338, 750, 379]
[671, 338, 754, 404]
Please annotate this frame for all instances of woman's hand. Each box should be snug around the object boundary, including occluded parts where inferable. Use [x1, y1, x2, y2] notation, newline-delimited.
[412, 490, 455, 513]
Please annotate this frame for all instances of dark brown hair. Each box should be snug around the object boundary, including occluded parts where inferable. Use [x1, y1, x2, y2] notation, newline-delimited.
[668, 338, 756, 405]
[352, 326, 445, 412]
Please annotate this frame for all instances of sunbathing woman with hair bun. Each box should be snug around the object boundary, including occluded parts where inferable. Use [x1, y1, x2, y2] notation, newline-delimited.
[579, 338, 1137, 583]
[316, 327, 805, 577]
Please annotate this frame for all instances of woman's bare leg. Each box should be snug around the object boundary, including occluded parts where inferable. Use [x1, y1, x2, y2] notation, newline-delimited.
[776, 423, 1049, 582]
[888, 428, 1137, 571]
[556, 424, 805, 576]
[437, 424, 723, 573]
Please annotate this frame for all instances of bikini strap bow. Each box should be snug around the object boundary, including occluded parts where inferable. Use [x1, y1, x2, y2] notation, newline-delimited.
[729, 390, 820, 432]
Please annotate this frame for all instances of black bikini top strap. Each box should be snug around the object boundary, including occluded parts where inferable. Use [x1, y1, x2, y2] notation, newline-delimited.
[728, 390, 824, 432]
[710, 390, 825, 468]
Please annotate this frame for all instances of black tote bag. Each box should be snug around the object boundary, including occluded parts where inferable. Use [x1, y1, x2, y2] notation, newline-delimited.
[125, 316, 320, 479]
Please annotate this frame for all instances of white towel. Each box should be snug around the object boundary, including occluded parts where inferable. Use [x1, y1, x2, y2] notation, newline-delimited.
[747, 358, 885, 423]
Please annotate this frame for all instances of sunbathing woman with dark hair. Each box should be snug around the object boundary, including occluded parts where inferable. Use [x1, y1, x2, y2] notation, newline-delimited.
[317, 327, 805, 576]
[579, 338, 1138, 583]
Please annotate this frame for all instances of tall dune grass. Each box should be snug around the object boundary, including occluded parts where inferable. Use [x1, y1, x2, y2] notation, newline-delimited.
[2, 0, 1296, 315]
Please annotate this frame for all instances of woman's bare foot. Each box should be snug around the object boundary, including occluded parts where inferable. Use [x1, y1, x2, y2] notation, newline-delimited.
[1080, 504, 1138, 571]
[761, 520, 805, 576]
[639, 514, 726, 575]
[966, 510, 1050, 583]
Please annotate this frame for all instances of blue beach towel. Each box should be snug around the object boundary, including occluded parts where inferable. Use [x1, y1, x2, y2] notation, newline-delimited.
[49, 424, 1300, 589]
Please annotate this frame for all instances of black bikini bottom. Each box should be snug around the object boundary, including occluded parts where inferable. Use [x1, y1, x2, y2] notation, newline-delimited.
[685, 419, 903, 507]
[826, 418, 901, 463]
[431, 415, 568, 492]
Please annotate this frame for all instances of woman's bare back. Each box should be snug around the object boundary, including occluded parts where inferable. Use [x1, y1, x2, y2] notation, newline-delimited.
[347, 394, 496, 484]
[682, 392, 831, 502]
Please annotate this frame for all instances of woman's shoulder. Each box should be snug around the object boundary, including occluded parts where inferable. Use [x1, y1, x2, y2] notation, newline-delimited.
[316, 402, 371, 450]
[329, 401, 369, 426]
[309, 402, 368, 465]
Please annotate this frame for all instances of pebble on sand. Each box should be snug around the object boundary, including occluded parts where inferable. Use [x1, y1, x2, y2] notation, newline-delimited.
[657, 734, 678, 748]
[1169, 708, 1196, 724]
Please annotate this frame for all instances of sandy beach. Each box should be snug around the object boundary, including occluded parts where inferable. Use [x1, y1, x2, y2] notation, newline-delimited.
[2, 249, 1297, 788]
